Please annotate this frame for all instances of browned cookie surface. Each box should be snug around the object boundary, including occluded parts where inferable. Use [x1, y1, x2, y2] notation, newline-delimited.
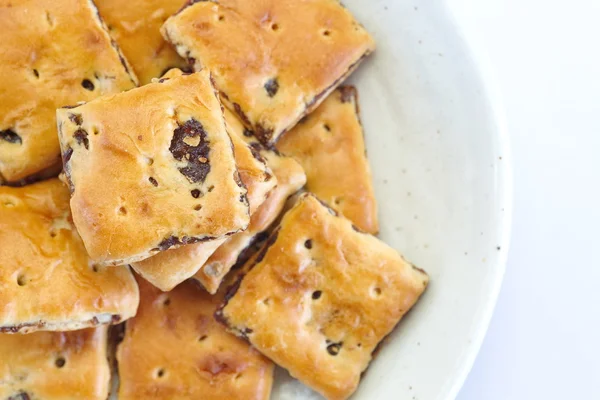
[277, 86, 378, 233]
[0, 0, 137, 183]
[0, 179, 139, 334]
[0, 327, 110, 400]
[117, 278, 274, 400]
[217, 194, 428, 400]
[56, 70, 249, 266]
[95, 0, 188, 84]
[161, 0, 375, 144]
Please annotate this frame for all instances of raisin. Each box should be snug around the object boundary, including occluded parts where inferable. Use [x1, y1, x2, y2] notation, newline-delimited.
[81, 79, 95, 91]
[264, 78, 279, 97]
[0, 129, 22, 144]
[73, 128, 89, 149]
[169, 119, 211, 183]
[68, 113, 83, 125]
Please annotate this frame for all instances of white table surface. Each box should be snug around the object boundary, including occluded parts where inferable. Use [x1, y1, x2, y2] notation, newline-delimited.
[447, 0, 600, 399]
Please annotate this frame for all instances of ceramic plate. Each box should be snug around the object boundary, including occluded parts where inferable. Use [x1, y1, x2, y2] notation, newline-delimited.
[271, 0, 512, 399]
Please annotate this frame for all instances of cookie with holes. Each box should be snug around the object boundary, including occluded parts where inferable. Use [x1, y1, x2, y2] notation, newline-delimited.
[161, 0, 375, 144]
[195, 143, 306, 294]
[277, 86, 378, 234]
[0, 179, 139, 333]
[95, 0, 189, 84]
[216, 193, 429, 400]
[0, 0, 137, 184]
[56, 69, 250, 266]
[117, 277, 274, 400]
[0, 327, 111, 399]
[130, 104, 276, 291]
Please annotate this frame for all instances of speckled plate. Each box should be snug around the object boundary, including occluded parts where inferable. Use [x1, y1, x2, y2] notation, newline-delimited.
[271, 0, 512, 399]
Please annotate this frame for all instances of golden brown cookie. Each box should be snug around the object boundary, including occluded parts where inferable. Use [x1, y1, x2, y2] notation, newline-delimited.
[161, 0, 375, 144]
[0, 327, 110, 400]
[277, 86, 378, 233]
[195, 147, 306, 294]
[130, 105, 276, 291]
[95, 0, 188, 84]
[56, 70, 250, 267]
[0, 0, 137, 184]
[0, 179, 139, 334]
[117, 277, 274, 400]
[217, 194, 429, 400]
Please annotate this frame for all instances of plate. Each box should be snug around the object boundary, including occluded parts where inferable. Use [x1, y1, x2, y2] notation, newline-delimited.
[271, 0, 512, 399]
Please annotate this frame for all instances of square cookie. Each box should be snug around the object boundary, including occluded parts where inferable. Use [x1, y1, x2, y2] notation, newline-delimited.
[161, 0, 375, 144]
[195, 145, 306, 294]
[95, 0, 189, 84]
[0, 179, 139, 334]
[130, 102, 276, 291]
[217, 194, 429, 400]
[0, 327, 110, 400]
[117, 277, 274, 400]
[277, 86, 379, 233]
[0, 0, 137, 183]
[56, 70, 250, 266]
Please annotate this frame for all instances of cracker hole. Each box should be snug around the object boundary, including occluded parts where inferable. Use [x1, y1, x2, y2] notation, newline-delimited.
[191, 189, 201, 198]
[49, 231, 57, 238]
[45, 11, 54, 26]
[163, 298, 171, 306]
[118, 206, 127, 216]
[81, 79, 95, 91]
[262, 298, 270, 305]
[372, 287, 382, 296]
[55, 357, 66, 368]
[312, 290, 322, 300]
[145, 157, 154, 165]
[92, 265, 99, 273]
[207, 185, 214, 192]
[326, 342, 342, 356]
[92, 127, 99, 135]
[323, 123, 331, 132]
[33, 69, 39, 78]
[357, 343, 362, 347]
[17, 274, 26, 287]
[322, 29, 331, 37]
[304, 239, 313, 249]
[198, 335, 208, 342]
[194, 204, 202, 211]
[149, 177, 158, 187]
[333, 197, 342, 205]
[235, 373, 243, 380]
[218, 14, 225, 21]
[155, 368, 166, 378]
[271, 23, 279, 31]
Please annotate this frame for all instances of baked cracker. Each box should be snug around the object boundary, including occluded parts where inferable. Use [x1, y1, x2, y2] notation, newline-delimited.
[56, 70, 250, 266]
[161, 0, 375, 144]
[0, 327, 111, 400]
[95, 0, 189, 84]
[277, 86, 379, 233]
[216, 193, 429, 400]
[117, 277, 274, 400]
[0, 0, 137, 183]
[0, 179, 139, 334]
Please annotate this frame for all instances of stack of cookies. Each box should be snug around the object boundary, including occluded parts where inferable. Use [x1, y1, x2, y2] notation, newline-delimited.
[0, 1, 429, 399]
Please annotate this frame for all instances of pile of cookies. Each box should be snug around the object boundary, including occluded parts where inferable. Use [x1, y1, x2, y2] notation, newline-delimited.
[0, 0, 429, 399]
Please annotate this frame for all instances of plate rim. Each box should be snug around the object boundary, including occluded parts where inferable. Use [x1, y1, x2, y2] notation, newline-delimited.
[440, 3, 514, 398]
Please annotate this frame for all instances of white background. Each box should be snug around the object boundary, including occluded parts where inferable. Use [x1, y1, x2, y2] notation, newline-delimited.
[447, 0, 600, 399]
